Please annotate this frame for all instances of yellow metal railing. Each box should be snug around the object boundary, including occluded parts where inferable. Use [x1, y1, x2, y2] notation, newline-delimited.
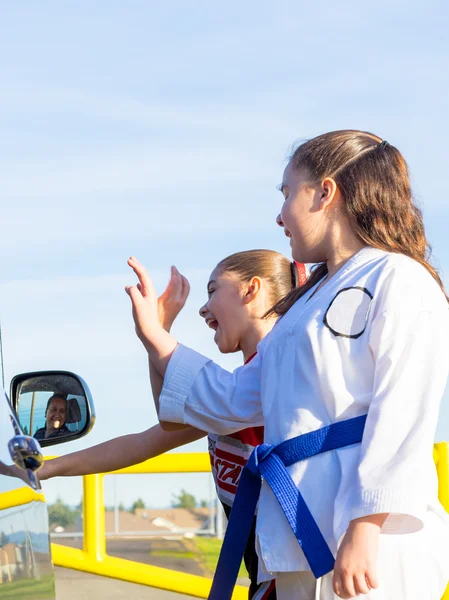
[435, 443, 449, 600]
[49, 453, 247, 599]
[0, 486, 45, 511]
[44, 446, 449, 599]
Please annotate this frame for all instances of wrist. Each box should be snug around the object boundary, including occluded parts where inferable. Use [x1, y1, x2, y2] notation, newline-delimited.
[349, 513, 389, 530]
[38, 462, 50, 480]
[142, 328, 178, 365]
[162, 320, 173, 333]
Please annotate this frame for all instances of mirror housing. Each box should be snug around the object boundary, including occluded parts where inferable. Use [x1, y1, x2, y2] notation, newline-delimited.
[10, 370, 96, 448]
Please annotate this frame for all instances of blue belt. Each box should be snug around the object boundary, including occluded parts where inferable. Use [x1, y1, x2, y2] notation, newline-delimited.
[208, 415, 367, 600]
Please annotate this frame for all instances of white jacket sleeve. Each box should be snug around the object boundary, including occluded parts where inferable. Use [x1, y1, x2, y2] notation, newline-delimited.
[158, 344, 264, 435]
[348, 270, 449, 533]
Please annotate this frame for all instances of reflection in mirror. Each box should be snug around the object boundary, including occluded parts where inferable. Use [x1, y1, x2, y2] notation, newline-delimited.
[16, 374, 89, 443]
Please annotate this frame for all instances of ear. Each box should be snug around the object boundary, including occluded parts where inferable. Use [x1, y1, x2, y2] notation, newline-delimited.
[318, 177, 339, 211]
[242, 277, 262, 305]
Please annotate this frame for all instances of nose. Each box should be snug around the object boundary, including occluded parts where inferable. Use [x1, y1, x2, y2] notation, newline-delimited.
[199, 302, 208, 318]
[276, 213, 284, 227]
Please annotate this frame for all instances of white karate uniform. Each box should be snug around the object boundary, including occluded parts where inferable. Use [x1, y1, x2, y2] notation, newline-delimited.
[159, 247, 449, 599]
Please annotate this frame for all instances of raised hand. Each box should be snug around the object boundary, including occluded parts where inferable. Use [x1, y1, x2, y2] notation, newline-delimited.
[158, 266, 190, 332]
[126, 256, 162, 346]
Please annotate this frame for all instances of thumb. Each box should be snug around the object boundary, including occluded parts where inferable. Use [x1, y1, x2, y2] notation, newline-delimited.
[181, 275, 191, 300]
[125, 285, 147, 309]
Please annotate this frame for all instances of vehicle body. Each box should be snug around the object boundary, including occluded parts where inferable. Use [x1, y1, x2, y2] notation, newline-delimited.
[0, 371, 94, 600]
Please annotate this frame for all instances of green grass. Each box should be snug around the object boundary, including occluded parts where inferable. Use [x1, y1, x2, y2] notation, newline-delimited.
[150, 537, 248, 580]
[192, 537, 247, 578]
[150, 549, 196, 560]
[0, 575, 55, 600]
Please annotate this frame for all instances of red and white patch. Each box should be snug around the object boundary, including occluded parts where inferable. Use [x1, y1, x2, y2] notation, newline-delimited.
[208, 426, 264, 506]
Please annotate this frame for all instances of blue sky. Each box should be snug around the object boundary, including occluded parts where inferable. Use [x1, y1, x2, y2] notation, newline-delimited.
[1, 1, 448, 510]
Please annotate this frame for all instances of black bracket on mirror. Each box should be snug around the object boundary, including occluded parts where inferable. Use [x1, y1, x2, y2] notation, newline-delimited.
[10, 370, 96, 448]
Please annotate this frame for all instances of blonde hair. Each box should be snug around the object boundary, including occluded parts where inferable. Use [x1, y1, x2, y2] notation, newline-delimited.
[217, 249, 297, 308]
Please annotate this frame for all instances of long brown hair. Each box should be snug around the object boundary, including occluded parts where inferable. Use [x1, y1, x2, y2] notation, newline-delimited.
[217, 249, 298, 310]
[269, 130, 446, 316]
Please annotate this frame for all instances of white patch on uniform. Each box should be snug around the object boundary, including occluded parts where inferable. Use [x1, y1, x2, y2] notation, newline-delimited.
[324, 287, 373, 339]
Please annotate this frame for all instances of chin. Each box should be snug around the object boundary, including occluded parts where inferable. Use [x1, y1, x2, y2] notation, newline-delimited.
[217, 340, 239, 355]
[217, 342, 231, 354]
[292, 245, 323, 265]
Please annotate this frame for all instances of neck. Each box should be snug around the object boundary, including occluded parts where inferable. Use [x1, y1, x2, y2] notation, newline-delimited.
[240, 317, 274, 362]
[325, 221, 365, 278]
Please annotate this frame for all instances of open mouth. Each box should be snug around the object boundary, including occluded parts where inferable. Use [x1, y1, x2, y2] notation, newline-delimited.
[206, 318, 219, 331]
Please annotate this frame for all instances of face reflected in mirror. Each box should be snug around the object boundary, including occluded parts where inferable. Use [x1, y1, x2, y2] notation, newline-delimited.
[34, 395, 70, 440]
[15, 373, 90, 445]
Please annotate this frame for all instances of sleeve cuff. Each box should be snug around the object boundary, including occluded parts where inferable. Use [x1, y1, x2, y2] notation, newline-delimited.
[344, 488, 425, 536]
[159, 344, 211, 424]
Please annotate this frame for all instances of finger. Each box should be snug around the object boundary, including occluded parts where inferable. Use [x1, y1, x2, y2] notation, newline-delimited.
[125, 285, 146, 306]
[171, 266, 184, 295]
[159, 266, 180, 301]
[180, 274, 191, 300]
[354, 573, 370, 595]
[366, 568, 379, 590]
[333, 573, 346, 599]
[341, 572, 356, 598]
[128, 257, 154, 296]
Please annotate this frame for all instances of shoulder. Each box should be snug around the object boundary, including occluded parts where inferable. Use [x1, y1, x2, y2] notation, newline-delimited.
[369, 252, 447, 316]
[53, 427, 70, 437]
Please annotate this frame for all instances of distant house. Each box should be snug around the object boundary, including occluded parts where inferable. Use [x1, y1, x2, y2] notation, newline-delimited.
[0, 543, 20, 582]
[105, 507, 214, 535]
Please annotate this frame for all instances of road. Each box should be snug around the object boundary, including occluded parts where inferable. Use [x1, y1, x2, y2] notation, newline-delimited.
[53, 537, 235, 600]
[54, 566, 195, 599]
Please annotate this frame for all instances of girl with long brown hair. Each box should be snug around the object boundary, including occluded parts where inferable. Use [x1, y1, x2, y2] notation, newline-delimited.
[126, 130, 449, 599]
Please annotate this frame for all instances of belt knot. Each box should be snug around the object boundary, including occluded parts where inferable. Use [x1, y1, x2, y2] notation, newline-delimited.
[246, 443, 274, 475]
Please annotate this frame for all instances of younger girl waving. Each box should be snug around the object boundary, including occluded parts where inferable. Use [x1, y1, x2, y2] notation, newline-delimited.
[41, 249, 306, 599]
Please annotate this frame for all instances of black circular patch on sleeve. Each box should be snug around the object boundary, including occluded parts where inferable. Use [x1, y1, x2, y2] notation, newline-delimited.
[323, 287, 373, 339]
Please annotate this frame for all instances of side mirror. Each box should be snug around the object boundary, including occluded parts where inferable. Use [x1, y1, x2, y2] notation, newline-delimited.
[10, 370, 96, 448]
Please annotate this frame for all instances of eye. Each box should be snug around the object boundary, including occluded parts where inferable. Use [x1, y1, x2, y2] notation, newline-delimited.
[207, 288, 215, 297]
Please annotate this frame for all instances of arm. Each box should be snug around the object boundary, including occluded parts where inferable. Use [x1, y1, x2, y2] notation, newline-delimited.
[126, 258, 263, 432]
[349, 307, 448, 529]
[333, 267, 449, 598]
[40, 265, 201, 481]
[126, 257, 179, 387]
[38, 424, 206, 480]
[150, 264, 191, 430]
[159, 343, 264, 435]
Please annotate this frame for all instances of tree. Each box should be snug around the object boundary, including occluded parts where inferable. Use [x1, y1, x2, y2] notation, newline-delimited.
[48, 498, 76, 528]
[130, 498, 146, 514]
[200, 500, 208, 508]
[172, 489, 197, 509]
[106, 502, 126, 512]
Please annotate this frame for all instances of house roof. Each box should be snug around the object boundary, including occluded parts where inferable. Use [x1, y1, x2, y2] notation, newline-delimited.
[104, 507, 214, 532]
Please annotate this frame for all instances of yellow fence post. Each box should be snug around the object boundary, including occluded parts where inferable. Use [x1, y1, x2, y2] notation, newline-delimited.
[435, 443, 449, 600]
[435, 443, 449, 513]
[83, 473, 106, 562]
